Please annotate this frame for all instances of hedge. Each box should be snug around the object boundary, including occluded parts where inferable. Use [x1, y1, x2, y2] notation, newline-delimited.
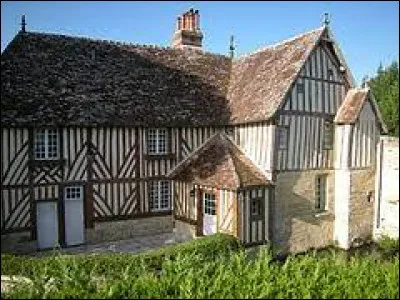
[1, 233, 241, 279]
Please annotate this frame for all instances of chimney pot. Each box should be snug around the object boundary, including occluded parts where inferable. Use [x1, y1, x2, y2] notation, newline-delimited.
[172, 9, 203, 49]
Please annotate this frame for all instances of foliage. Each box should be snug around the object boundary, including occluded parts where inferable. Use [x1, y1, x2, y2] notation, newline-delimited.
[1, 236, 399, 299]
[368, 60, 399, 136]
[1, 233, 240, 278]
[377, 236, 399, 258]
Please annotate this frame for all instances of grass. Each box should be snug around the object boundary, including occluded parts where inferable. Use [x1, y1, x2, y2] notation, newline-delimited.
[1, 235, 399, 299]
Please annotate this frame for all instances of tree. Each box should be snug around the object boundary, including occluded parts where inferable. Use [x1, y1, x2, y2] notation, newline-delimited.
[368, 60, 399, 136]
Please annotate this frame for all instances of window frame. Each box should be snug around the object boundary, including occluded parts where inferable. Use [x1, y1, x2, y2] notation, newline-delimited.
[147, 128, 168, 155]
[323, 119, 334, 150]
[327, 69, 334, 80]
[278, 126, 289, 150]
[250, 197, 263, 220]
[315, 175, 328, 213]
[149, 180, 171, 212]
[297, 83, 305, 93]
[34, 128, 59, 160]
[203, 192, 216, 215]
[65, 186, 83, 201]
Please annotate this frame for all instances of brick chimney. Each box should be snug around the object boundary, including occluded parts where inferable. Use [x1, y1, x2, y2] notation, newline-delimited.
[171, 8, 203, 49]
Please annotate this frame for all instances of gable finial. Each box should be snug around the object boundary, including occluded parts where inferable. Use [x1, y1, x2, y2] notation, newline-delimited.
[322, 12, 330, 27]
[20, 15, 27, 33]
[229, 35, 235, 59]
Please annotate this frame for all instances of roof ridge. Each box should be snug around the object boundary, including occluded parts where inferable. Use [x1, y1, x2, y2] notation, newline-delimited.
[20, 30, 230, 58]
[235, 25, 325, 61]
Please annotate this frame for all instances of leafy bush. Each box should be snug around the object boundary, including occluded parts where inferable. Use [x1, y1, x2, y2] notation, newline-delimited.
[1, 233, 240, 278]
[3, 246, 399, 299]
[2, 235, 399, 299]
[377, 236, 399, 258]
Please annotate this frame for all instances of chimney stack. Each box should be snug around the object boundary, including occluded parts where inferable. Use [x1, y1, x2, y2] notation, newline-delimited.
[171, 8, 203, 49]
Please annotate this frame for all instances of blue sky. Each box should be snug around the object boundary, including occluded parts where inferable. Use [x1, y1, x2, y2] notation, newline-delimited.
[1, 1, 398, 85]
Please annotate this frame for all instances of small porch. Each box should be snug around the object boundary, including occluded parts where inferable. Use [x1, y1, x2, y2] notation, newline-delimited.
[168, 132, 274, 245]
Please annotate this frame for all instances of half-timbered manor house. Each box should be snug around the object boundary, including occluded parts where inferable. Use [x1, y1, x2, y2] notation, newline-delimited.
[1, 9, 387, 252]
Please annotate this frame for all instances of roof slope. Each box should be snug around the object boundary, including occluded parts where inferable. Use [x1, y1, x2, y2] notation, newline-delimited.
[1, 32, 231, 126]
[2, 26, 328, 126]
[227, 27, 325, 123]
[335, 87, 388, 133]
[168, 132, 271, 189]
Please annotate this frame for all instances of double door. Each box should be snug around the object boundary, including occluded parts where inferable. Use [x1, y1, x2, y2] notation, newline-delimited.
[36, 186, 85, 249]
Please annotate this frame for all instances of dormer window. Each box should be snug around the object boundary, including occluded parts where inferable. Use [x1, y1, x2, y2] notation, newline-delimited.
[147, 128, 168, 155]
[34, 128, 59, 160]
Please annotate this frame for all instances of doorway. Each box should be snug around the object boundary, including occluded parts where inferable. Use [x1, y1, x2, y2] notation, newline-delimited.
[203, 192, 217, 235]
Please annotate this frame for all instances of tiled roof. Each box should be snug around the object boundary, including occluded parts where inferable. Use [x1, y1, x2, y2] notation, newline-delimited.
[227, 27, 325, 123]
[1, 27, 326, 126]
[1, 32, 231, 127]
[167, 132, 272, 189]
[335, 88, 369, 124]
[334, 87, 388, 133]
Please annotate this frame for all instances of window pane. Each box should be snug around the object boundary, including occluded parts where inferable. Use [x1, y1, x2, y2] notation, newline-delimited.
[35, 130, 46, 159]
[148, 129, 157, 154]
[149, 181, 158, 210]
[160, 181, 170, 209]
[279, 127, 288, 149]
[315, 176, 327, 211]
[158, 129, 167, 154]
[323, 121, 333, 149]
[35, 129, 58, 159]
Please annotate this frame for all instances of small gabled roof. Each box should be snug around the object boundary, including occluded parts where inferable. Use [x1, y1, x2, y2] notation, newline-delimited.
[167, 132, 272, 190]
[334, 87, 388, 133]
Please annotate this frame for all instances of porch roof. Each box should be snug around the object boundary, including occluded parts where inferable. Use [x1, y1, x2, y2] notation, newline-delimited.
[167, 132, 272, 190]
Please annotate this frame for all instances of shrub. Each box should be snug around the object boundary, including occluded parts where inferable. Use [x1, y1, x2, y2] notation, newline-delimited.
[1, 233, 240, 278]
[377, 236, 399, 258]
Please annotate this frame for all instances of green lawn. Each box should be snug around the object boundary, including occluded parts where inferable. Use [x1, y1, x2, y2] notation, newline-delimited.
[1, 235, 399, 299]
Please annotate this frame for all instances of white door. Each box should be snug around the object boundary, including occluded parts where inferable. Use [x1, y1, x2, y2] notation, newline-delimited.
[36, 201, 59, 249]
[203, 192, 217, 235]
[64, 186, 85, 246]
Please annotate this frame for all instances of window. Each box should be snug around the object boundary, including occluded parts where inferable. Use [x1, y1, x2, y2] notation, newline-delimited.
[224, 126, 234, 137]
[327, 69, 334, 80]
[34, 129, 59, 160]
[149, 181, 170, 211]
[65, 186, 83, 200]
[251, 198, 262, 217]
[315, 175, 328, 213]
[148, 129, 167, 155]
[204, 193, 216, 215]
[278, 126, 289, 150]
[190, 188, 196, 207]
[323, 120, 334, 149]
[297, 83, 304, 93]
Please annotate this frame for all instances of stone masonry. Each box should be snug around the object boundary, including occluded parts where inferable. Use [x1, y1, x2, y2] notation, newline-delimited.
[273, 170, 335, 253]
[348, 168, 376, 244]
[85, 216, 174, 244]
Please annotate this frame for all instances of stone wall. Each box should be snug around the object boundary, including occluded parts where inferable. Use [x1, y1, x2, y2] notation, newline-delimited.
[1, 216, 174, 253]
[1, 231, 36, 254]
[85, 216, 174, 244]
[374, 136, 399, 239]
[348, 168, 376, 244]
[272, 170, 335, 253]
[174, 219, 197, 237]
